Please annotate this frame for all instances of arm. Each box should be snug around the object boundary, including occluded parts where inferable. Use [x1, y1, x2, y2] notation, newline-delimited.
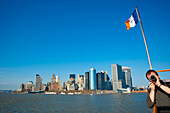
[149, 82, 155, 102]
[146, 82, 155, 108]
[157, 83, 170, 94]
[155, 76, 170, 94]
[149, 89, 155, 102]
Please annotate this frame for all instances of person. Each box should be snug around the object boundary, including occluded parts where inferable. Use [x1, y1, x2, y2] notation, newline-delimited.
[146, 70, 170, 113]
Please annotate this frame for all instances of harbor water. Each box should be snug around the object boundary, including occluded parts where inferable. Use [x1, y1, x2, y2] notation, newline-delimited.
[0, 93, 152, 113]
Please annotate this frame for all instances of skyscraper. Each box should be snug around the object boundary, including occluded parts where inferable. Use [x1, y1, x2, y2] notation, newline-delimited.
[89, 68, 97, 90]
[70, 74, 75, 79]
[51, 74, 56, 84]
[122, 67, 132, 89]
[78, 74, 84, 90]
[63, 82, 66, 90]
[56, 75, 59, 82]
[51, 74, 57, 91]
[20, 83, 25, 92]
[104, 71, 111, 90]
[35, 74, 42, 91]
[105, 71, 110, 82]
[66, 74, 77, 91]
[111, 64, 126, 91]
[70, 74, 75, 84]
[96, 71, 105, 90]
[85, 72, 89, 90]
[57, 77, 62, 90]
[27, 81, 34, 91]
[50, 74, 62, 91]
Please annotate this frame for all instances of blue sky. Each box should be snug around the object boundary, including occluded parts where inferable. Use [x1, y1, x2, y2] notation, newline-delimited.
[0, 0, 170, 90]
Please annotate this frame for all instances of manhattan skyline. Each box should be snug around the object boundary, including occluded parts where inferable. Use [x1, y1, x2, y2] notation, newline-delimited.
[0, 0, 170, 90]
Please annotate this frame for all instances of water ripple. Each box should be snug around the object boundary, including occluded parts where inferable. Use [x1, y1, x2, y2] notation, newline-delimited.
[0, 93, 152, 113]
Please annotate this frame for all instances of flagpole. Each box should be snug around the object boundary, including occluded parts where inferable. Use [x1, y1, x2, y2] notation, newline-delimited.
[136, 7, 153, 70]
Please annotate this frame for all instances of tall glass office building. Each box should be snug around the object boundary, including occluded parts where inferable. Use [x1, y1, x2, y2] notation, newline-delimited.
[89, 68, 97, 90]
[85, 72, 89, 89]
[96, 72, 105, 90]
[56, 75, 59, 83]
[122, 67, 132, 89]
[35, 74, 42, 91]
[69, 74, 75, 84]
[111, 64, 126, 91]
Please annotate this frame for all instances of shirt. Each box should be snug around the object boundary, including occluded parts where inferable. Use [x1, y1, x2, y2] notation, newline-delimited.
[146, 80, 170, 113]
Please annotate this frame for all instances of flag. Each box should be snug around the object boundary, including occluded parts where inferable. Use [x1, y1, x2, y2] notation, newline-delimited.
[125, 9, 139, 30]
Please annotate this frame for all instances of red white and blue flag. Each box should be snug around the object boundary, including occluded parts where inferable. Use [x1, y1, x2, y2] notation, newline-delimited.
[125, 9, 139, 30]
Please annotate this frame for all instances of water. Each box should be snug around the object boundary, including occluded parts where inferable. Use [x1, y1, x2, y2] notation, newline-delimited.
[0, 93, 152, 113]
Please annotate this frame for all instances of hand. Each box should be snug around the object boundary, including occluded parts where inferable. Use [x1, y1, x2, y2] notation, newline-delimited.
[149, 82, 155, 91]
[155, 75, 161, 87]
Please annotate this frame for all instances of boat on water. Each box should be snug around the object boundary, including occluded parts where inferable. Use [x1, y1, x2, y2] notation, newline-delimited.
[45, 92, 57, 95]
[27, 91, 44, 94]
[132, 90, 147, 93]
[68, 92, 74, 95]
[74, 92, 82, 95]
[117, 87, 131, 93]
[60, 92, 66, 95]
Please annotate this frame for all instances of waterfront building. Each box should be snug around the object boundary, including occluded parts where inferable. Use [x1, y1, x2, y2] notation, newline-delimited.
[122, 67, 133, 89]
[51, 74, 56, 83]
[20, 83, 25, 92]
[111, 64, 126, 91]
[50, 74, 62, 91]
[70, 74, 75, 84]
[42, 84, 47, 91]
[83, 74, 86, 88]
[70, 74, 75, 79]
[105, 71, 110, 82]
[85, 72, 89, 90]
[57, 77, 62, 90]
[28, 81, 33, 85]
[101, 70, 104, 73]
[65, 74, 77, 91]
[47, 82, 51, 91]
[104, 71, 111, 90]
[63, 82, 66, 90]
[106, 81, 112, 90]
[27, 81, 34, 91]
[96, 71, 105, 90]
[66, 83, 75, 91]
[111, 80, 113, 90]
[89, 68, 97, 90]
[51, 74, 57, 91]
[56, 75, 59, 82]
[78, 74, 84, 90]
[24, 84, 28, 91]
[35, 74, 42, 91]
[18, 74, 62, 92]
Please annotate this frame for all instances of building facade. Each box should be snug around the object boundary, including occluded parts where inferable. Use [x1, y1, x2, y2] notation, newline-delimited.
[78, 74, 84, 90]
[122, 67, 133, 89]
[26, 81, 34, 91]
[70, 74, 75, 84]
[85, 72, 89, 90]
[35, 74, 42, 91]
[104, 71, 112, 90]
[47, 74, 62, 91]
[89, 68, 97, 90]
[111, 64, 126, 91]
[51, 74, 57, 91]
[96, 72, 105, 90]
[65, 74, 78, 91]
[56, 75, 59, 82]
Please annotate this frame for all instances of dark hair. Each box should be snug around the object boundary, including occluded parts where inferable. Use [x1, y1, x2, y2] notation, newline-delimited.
[146, 70, 158, 79]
